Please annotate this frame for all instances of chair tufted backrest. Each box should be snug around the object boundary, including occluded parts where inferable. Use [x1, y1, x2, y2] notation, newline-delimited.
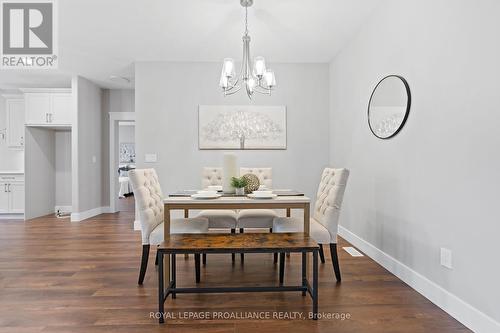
[201, 167, 223, 189]
[128, 169, 164, 245]
[240, 167, 273, 189]
[313, 168, 350, 242]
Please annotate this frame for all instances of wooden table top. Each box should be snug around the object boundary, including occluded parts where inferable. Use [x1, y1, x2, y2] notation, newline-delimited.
[164, 195, 310, 205]
[169, 189, 305, 197]
[158, 233, 318, 252]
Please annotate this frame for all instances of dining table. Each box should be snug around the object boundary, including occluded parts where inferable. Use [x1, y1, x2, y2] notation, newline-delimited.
[162, 192, 312, 284]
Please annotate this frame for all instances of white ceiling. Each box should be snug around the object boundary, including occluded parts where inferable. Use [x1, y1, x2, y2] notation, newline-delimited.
[0, 0, 381, 90]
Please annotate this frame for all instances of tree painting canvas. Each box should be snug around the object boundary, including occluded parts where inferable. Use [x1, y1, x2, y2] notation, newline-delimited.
[198, 105, 287, 150]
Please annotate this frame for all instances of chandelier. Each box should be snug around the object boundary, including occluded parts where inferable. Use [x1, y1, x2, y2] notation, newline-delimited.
[219, 0, 276, 99]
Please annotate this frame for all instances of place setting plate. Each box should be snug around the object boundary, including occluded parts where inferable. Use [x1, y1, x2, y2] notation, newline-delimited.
[191, 191, 222, 199]
[247, 191, 277, 199]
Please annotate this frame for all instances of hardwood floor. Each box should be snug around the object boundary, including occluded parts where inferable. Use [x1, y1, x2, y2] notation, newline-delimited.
[0, 208, 470, 332]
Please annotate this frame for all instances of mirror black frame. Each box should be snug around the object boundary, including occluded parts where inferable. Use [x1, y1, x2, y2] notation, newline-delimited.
[367, 75, 411, 140]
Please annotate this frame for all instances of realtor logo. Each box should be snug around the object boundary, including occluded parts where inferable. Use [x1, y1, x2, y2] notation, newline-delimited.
[1, 0, 58, 68]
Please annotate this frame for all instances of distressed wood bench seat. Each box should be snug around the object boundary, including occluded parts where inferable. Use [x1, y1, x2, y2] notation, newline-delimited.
[157, 232, 320, 323]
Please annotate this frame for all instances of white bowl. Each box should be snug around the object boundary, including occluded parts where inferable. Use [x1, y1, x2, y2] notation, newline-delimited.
[251, 191, 274, 197]
[197, 190, 218, 196]
[207, 185, 222, 191]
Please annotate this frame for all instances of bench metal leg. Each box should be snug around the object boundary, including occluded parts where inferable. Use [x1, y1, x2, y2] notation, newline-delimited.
[231, 229, 236, 262]
[158, 252, 164, 323]
[194, 254, 201, 283]
[202, 253, 206, 265]
[312, 250, 318, 320]
[239, 228, 245, 262]
[279, 252, 285, 285]
[171, 254, 176, 299]
[302, 252, 307, 296]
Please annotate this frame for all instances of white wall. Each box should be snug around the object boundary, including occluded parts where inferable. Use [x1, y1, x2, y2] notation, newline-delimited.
[55, 130, 72, 207]
[329, 0, 500, 329]
[118, 123, 134, 146]
[135, 62, 330, 202]
[101, 89, 135, 208]
[74, 76, 104, 213]
[0, 95, 24, 171]
[24, 127, 55, 219]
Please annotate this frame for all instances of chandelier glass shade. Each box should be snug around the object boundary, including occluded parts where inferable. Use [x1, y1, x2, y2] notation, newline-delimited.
[219, 0, 276, 99]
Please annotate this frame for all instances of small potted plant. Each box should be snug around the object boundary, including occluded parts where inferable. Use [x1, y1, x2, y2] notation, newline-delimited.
[231, 176, 248, 196]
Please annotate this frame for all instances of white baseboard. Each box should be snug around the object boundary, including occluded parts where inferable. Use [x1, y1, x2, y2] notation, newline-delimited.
[0, 214, 24, 220]
[71, 206, 111, 222]
[338, 225, 500, 333]
[134, 220, 141, 231]
[54, 206, 72, 213]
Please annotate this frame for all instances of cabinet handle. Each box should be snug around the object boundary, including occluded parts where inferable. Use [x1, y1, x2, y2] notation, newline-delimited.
[46, 113, 48, 123]
[49, 113, 53, 123]
[8, 184, 11, 193]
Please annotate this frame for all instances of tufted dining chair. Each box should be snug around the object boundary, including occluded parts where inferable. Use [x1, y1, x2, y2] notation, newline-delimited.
[197, 167, 238, 262]
[129, 169, 209, 285]
[273, 168, 349, 282]
[237, 167, 278, 262]
[201, 167, 223, 189]
[238, 167, 278, 231]
[197, 167, 238, 230]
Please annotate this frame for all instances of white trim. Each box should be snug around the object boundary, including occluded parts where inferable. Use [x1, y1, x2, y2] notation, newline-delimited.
[338, 225, 500, 333]
[1, 94, 23, 99]
[109, 112, 135, 213]
[54, 206, 72, 213]
[20, 88, 71, 94]
[0, 214, 24, 220]
[70, 206, 111, 222]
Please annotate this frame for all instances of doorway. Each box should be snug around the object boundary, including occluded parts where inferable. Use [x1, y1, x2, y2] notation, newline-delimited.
[109, 112, 135, 214]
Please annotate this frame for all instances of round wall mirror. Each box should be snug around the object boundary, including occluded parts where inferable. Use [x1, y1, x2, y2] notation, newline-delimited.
[368, 75, 411, 139]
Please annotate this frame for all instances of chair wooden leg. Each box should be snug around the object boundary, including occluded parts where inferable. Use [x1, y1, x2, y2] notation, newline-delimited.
[330, 243, 341, 282]
[138, 244, 150, 285]
[240, 228, 244, 262]
[318, 244, 326, 264]
[155, 251, 159, 266]
[202, 253, 207, 265]
[231, 229, 236, 262]
[194, 254, 201, 283]
[279, 252, 285, 284]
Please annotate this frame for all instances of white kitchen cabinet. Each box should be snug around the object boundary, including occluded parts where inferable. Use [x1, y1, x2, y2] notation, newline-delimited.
[23, 89, 73, 126]
[2, 94, 25, 149]
[51, 93, 73, 125]
[25, 93, 50, 125]
[0, 174, 24, 215]
[0, 183, 9, 213]
[6, 98, 25, 148]
[9, 183, 25, 213]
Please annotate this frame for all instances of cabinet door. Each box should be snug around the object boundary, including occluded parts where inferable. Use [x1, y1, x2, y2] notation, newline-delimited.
[51, 94, 73, 125]
[25, 94, 50, 125]
[6, 100, 25, 148]
[9, 183, 25, 213]
[0, 183, 9, 213]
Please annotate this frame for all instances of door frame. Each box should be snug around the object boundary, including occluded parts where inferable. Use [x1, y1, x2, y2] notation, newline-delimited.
[109, 112, 135, 213]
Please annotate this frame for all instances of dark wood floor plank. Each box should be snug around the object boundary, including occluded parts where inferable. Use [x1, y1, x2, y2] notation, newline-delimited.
[0, 198, 470, 332]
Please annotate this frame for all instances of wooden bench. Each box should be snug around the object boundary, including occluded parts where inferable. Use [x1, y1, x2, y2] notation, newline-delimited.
[157, 232, 320, 323]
